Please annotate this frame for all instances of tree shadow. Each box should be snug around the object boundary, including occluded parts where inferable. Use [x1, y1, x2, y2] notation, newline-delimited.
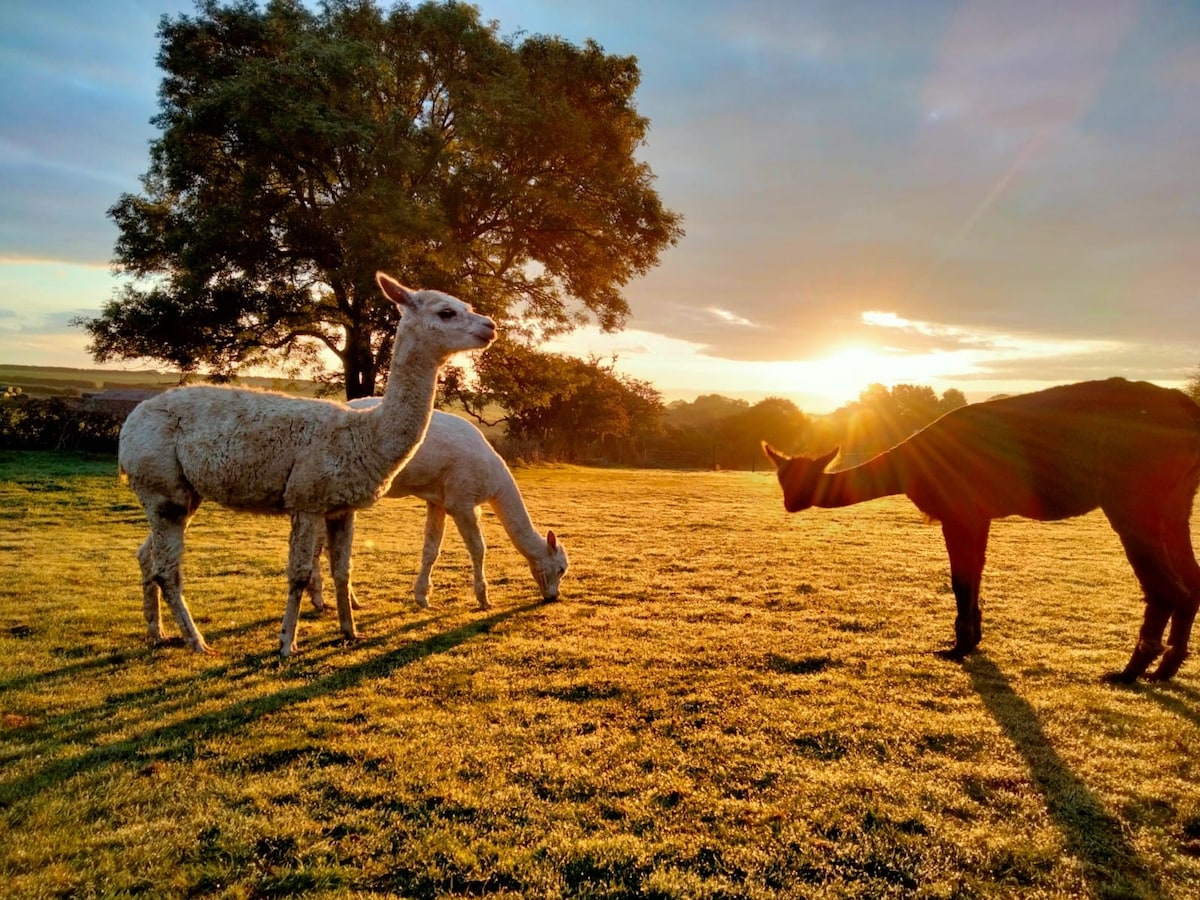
[964, 655, 1169, 900]
[0, 601, 546, 808]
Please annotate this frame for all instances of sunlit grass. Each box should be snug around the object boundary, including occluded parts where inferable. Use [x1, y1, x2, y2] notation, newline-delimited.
[1, 450, 1198, 898]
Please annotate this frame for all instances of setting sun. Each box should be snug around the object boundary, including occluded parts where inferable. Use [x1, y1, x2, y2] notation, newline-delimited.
[761, 341, 973, 412]
[807, 345, 892, 401]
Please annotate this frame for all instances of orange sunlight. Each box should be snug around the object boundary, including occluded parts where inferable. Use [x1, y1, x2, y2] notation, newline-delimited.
[768, 342, 970, 411]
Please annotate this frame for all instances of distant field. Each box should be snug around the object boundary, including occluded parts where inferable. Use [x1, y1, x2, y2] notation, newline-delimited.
[1, 451, 1198, 898]
[0, 364, 320, 398]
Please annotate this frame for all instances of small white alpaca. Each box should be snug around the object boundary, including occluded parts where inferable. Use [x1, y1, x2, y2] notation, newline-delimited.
[118, 272, 496, 656]
[308, 406, 568, 611]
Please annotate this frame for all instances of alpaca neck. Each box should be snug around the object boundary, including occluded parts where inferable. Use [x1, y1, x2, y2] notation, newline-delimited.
[813, 451, 904, 508]
[488, 476, 546, 561]
[370, 332, 442, 467]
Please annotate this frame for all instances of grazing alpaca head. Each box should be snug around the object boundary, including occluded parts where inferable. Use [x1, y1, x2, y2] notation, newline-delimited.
[762, 443, 839, 512]
[529, 530, 569, 602]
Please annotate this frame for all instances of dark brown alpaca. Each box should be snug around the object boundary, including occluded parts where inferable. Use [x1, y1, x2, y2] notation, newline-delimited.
[763, 378, 1200, 682]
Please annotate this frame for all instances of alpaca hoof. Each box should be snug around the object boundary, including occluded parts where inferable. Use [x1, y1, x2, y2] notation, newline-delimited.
[935, 646, 970, 662]
[1146, 662, 1180, 682]
[1147, 648, 1186, 682]
[477, 600, 492, 611]
[310, 598, 326, 613]
[1101, 669, 1138, 685]
[414, 598, 431, 610]
[152, 635, 188, 649]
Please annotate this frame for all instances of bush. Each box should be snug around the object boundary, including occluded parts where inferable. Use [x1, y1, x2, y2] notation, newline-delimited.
[0, 396, 121, 453]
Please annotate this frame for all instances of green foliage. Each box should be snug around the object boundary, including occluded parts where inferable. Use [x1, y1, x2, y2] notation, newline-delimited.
[77, 0, 683, 398]
[0, 397, 121, 453]
[2, 452, 1198, 898]
[816, 383, 971, 458]
[443, 340, 665, 464]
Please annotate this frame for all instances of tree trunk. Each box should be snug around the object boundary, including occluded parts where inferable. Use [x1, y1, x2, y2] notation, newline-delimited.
[342, 324, 377, 400]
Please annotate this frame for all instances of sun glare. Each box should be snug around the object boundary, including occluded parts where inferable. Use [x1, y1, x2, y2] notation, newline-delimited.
[809, 345, 886, 400]
[767, 341, 975, 412]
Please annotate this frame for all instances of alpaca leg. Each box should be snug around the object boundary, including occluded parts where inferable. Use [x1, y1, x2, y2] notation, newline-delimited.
[939, 518, 990, 660]
[1148, 510, 1200, 681]
[1107, 598, 1173, 684]
[452, 507, 490, 610]
[325, 511, 360, 643]
[414, 502, 446, 609]
[1152, 601, 1198, 681]
[147, 503, 212, 653]
[279, 512, 322, 656]
[307, 527, 359, 613]
[1103, 512, 1179, 682]
[307, 532, 326, 612]
[136, 533, 165, 643]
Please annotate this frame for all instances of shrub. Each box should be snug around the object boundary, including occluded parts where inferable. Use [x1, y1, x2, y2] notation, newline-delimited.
[0, 396, 121, 453]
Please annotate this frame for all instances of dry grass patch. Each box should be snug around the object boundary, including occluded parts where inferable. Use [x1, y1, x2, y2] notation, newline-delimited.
[1, 452, 1199, 898]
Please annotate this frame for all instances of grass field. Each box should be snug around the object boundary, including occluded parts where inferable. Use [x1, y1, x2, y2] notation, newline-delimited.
[2, 450, 1199, 899]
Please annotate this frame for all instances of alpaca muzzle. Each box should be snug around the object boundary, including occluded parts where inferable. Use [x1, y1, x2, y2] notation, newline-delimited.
[473, 317, 498, 347]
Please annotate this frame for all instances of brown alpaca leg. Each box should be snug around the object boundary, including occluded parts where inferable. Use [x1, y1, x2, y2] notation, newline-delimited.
[1148, 512, 1200, 681]
[1151, 603, 1198, 681]
[938, 519, 990, 660]
[1106, 601, 1172, 683]
[1103, 513, 1180, 682]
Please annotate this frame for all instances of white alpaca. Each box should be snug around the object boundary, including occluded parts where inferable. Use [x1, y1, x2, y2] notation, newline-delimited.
[308, 406, 568, 611]
[118, 272, 496, 656]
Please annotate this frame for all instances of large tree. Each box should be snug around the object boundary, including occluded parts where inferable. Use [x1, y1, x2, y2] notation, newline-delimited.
[78, 0, 682, 397]
[441, 341, 663, 463]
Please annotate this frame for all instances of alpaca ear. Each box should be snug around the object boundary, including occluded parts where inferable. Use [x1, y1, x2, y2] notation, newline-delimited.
[376, 271, 417, 313]
[761, 441, 790, 470]
[547, 530, 557, 549]
[816, 446, 840, 471]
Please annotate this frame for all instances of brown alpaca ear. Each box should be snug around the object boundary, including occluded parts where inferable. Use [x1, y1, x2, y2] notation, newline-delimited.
[547, 530, 557, 549]
[761, 441, 790, 470]
[816, 447, 840, 471]
[376, 271, 417, 313]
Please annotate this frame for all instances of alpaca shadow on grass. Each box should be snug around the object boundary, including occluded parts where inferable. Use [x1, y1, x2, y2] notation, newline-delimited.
[964, 655, 1167, 900]
[0, 600, 547, 809]
[1144, 679, 1200, 731]
[0, 614, 285, 696]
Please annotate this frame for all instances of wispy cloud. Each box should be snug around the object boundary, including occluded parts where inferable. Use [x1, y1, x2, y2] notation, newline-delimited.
[706, 307, 758, 327]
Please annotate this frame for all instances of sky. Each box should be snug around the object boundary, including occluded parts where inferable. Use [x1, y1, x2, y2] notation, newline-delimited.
[1, 0, 1198, 413]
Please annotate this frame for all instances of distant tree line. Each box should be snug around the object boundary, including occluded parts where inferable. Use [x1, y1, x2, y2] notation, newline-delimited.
[438, 341, 970, 468]
[19, 360, 1200, 467]
[653, 383, 968, 471]
[0, 356, 963, 466]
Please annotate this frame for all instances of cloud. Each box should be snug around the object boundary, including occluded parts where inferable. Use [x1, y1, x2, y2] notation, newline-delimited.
[609, 0, 1199, 387]
[1, 0, 1197, 406]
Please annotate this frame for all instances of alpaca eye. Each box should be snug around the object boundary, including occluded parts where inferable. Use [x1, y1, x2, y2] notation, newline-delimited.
[438, 309, 457, 320]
